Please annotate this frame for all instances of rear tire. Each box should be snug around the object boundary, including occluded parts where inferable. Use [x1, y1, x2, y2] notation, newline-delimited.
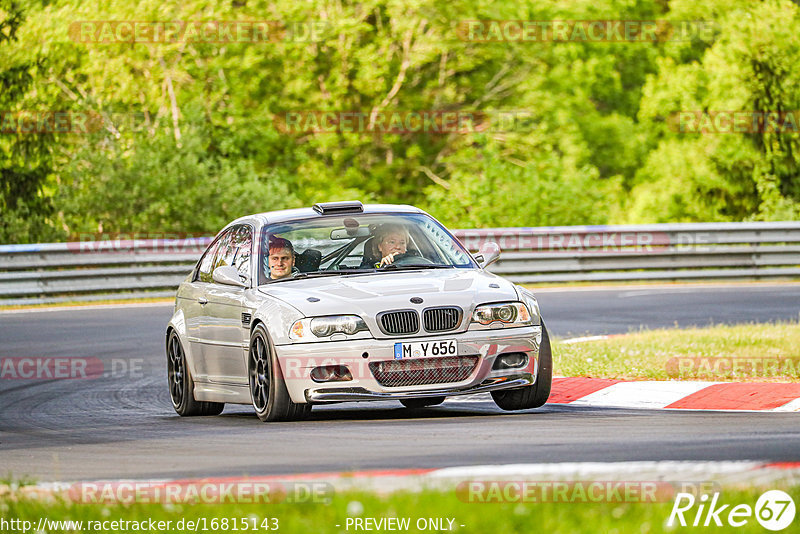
[166, 330, 224, 416]
[249, 324, 312, 422]
[491, 322, 552, 411]
[400, 396, 446, 409]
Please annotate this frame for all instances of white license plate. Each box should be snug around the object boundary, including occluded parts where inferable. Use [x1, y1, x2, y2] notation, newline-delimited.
[393, 339, 458, 359]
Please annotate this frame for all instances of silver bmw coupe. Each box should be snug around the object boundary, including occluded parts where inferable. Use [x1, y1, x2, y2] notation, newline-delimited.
[166, 201, 551, 421]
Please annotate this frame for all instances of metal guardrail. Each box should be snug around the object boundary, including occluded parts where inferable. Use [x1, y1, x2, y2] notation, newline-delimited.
[1, 222, 799, 305]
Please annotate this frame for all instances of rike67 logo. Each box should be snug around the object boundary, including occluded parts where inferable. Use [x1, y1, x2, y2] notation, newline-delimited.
[668, 490, 796, 530]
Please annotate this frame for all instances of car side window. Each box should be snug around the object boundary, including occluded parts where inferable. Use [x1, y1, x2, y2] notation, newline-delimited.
[196, 233, 226, 283]
[229, 226, 253, 281]
[214, 225, 253, 283]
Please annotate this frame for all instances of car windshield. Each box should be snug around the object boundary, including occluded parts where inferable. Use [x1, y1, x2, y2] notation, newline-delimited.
[258, 212, 476, 284]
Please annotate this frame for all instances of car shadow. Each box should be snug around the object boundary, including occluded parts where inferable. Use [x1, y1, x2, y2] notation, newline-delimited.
[215, 400, 564, 422]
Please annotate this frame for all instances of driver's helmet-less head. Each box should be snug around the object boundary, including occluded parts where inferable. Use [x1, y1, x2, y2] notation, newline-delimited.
[373, 223, 410, 261]
[360, 223, 410, 267]
[375, 223, 409, 248]
[268, 236, 294, 255]
[264, 236, 296, 280]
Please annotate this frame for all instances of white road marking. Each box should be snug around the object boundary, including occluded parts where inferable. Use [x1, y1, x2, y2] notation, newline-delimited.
[773, 397, 800, 412]
[0, 302, 174, 314]
[23, 461, 800, 499]
[529, 282, 800, 294]
[428, 461, 765, 480]
[445, 394, 492, 403]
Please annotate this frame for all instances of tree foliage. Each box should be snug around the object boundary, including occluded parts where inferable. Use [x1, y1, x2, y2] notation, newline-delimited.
[1, 0, 799, 243]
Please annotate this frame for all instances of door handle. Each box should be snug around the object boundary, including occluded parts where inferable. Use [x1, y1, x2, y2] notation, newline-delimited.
[198, 297, 208, 305]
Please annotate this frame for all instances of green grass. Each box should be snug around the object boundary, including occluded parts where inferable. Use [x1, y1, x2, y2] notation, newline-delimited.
[2, 484, 799, 534]
[553, 320, 800, 381]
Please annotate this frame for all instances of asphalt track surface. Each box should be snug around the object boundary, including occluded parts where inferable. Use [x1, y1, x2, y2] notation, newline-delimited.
[1, 283, 799, 481]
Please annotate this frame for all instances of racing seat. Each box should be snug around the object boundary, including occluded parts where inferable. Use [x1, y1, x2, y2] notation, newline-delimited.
[359, 237, 380, 268]
[296, 249, 322, 272]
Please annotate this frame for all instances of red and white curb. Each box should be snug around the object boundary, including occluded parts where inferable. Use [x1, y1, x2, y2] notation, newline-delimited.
[448, 377, 800, 411]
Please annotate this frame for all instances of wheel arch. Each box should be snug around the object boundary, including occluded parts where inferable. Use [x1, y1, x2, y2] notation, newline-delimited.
[166, 308, 199, 379]
[250, 318, 265, 335]
[250, 296, 304, 346]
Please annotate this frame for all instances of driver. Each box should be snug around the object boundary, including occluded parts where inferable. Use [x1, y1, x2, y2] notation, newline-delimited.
[374, 224, 410, 267]
[265, 237, 298, 280]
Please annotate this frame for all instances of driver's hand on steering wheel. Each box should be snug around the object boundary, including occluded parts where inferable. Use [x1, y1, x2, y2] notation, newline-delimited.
[378, 252, 402, 267]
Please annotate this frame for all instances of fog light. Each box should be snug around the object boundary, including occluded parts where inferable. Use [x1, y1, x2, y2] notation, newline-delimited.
[492, 352, 528, 370]
[310, 365, 353, 383]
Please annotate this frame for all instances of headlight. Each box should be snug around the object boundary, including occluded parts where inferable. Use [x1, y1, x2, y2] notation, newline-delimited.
[470, 302, 532, 329]
[290, 315, 369, 340]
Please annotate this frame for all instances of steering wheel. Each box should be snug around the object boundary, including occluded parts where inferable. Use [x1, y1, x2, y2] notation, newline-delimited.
[382, 252, 435, 267]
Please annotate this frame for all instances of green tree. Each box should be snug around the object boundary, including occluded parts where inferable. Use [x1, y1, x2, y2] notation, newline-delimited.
[0, 0, 64, 242]
[2, 0, 799, 243]
[629, 0, 800, 222]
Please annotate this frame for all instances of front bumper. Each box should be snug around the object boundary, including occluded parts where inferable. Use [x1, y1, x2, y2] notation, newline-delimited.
[307, 374, 534, 402]
[274, 325, 542, 404]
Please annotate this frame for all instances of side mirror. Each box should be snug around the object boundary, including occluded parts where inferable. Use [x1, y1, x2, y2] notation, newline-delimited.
[475, 242, 501, 268]
[212, 265, 247, 287]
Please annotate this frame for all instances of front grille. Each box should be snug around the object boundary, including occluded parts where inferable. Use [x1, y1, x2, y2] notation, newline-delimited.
[379, 310, 419, 335]
[369, 356, 479, 387]
[423, 307, 462, 332]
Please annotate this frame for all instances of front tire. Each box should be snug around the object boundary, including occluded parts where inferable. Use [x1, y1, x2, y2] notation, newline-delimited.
[166, 330, 224, 416]
[491, 322, 552, 411]
[248, 324, 311, 422]
[400, 396, 446, 409]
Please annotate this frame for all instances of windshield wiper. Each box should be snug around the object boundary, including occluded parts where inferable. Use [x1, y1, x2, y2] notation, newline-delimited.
[380, 264, 454, 271]
[267, 266, 449, 282]
[291, 269, 375, 279]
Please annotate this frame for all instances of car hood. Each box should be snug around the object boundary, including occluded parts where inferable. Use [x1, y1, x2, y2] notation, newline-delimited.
[257, 269, 518, 318]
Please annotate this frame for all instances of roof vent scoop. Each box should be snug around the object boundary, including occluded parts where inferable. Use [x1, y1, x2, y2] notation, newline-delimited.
[312, 201, 364, 215]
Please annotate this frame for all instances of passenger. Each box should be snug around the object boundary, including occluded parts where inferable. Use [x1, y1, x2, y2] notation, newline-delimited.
[265, 237, 297, 280]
